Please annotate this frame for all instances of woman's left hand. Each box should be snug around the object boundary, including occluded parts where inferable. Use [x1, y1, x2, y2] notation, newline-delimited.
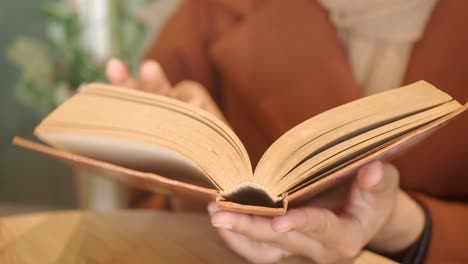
[208, 161, 425, 263]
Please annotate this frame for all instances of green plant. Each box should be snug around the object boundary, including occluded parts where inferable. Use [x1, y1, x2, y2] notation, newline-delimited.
[7, 0, 152, 117]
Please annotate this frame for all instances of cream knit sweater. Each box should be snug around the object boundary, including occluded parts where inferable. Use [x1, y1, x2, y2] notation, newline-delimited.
[318, 0, 438, 94]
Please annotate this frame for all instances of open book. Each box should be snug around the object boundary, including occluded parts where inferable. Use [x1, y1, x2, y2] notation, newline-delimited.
[13, 81, 467, 216]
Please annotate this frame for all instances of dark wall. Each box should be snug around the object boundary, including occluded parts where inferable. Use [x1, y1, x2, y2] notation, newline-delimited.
[0, 0, 76, 208]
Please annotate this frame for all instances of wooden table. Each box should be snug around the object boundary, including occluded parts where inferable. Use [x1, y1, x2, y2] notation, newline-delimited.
[0, 210, 396, 263]
[0, 202, 54, 217]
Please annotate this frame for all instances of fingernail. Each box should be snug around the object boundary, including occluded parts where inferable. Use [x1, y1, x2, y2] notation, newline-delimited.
[274, 221, 293, 233]
[367, 162, 383, 186]
[77, 83, 88, 92]
[207, 203, 219, 215]
[368, 171, 383, 188]
[188, 97, 204, 108]
[141, 60, 160, 74]
[108, 58, 123, 68]
[275, 225, 292, 233]
[358, 161, 383, 188]
[212, 223, 232, 230]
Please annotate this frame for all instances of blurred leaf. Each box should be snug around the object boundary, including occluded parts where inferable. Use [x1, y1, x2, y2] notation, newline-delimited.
[42, 3, 80, 64]
[6, 0, 153, 118]
[51, 81, 73, 106]
[41, 2, 75, 21]
[14, 78, 54, 117]
[6, 37, 54, 87]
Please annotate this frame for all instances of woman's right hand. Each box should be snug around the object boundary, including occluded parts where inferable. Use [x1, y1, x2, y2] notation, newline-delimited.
[105, 58, 227, 122]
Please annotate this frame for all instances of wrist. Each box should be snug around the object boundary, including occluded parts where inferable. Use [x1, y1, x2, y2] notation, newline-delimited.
[368, 190, 425, 253]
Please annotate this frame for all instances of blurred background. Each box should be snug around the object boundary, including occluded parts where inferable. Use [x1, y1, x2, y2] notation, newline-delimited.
[0, 0, 180, 215]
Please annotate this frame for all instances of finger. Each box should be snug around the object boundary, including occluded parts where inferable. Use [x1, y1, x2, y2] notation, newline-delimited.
[77, 83, 89, 92]
[207, 202, 220, 215]
[211, 210, 283, 242]
[340, 161, 399, 245]
[139, 60, 171, 95]
[300, 180, 351, 212]
[210, 204, 333, 262]
[275, 208, 364, 260]
[170, 81, 209, 105]
[216, 228, 288, 264]
[212, 210, 326, 262]
[171, 81, 228, 122]
[273, 207, 343, 240]
[170, 82, 206, 108]
[210, 202, 288, 263]
[352, 161, 399, 213]
[343, 161, 396, 226]
[105, 58, 137, 88]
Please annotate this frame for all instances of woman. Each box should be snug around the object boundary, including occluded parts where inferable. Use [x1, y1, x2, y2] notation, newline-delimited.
[105, 1, 468, 263]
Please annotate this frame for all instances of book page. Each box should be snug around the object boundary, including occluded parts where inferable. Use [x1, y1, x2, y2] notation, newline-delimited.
[35, 83, 253, 191]
[253, 81, 454, 189]
[278, 101, 462, 195]
[38, 132, 214, 187]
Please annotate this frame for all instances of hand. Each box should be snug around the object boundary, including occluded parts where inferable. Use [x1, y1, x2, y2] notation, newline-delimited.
[105, 58, 227, 122]
[208, 161, 425, 263]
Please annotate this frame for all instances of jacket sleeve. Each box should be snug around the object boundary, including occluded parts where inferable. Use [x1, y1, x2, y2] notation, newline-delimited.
[409, 193, 468, 264]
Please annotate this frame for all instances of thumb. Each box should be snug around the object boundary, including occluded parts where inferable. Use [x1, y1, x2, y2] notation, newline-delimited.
[356, 161, 399, 193]
[342, 161, 399, 229]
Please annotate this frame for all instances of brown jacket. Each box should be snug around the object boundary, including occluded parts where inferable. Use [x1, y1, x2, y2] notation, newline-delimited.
[144, 0, 468, 263]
